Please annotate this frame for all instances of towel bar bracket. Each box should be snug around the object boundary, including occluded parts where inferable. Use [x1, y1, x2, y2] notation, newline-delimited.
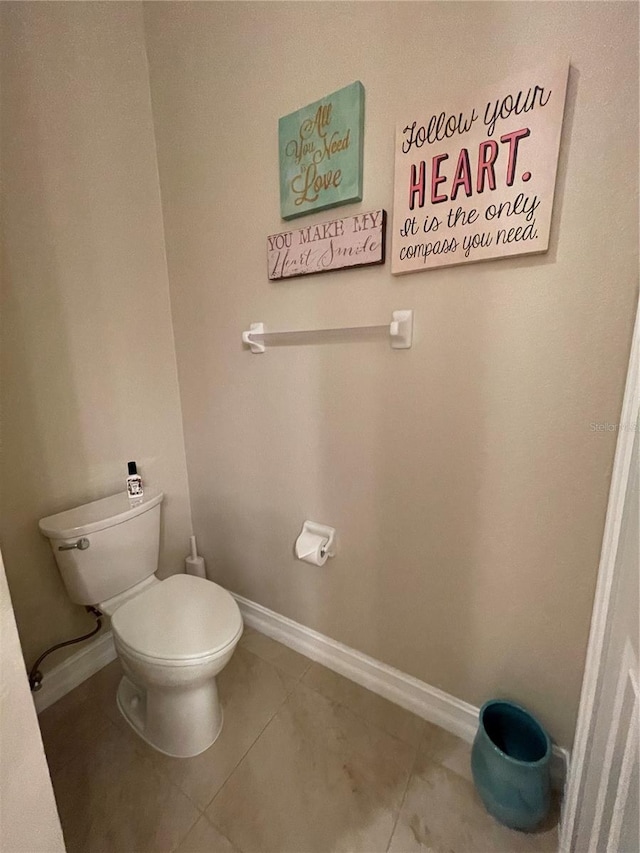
[242, 323, 266, 353]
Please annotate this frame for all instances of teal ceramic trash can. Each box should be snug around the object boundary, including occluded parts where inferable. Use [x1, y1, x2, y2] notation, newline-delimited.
[471, 699, 551, 832]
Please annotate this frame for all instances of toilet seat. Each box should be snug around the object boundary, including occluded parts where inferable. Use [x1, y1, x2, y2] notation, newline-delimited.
[111, 574, 243, 665]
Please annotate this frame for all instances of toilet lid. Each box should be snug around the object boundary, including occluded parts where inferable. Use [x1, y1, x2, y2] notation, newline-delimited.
[111, 574, 243, 662]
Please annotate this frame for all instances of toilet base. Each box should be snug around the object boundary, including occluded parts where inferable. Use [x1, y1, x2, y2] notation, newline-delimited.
[116, 674, 224, 758]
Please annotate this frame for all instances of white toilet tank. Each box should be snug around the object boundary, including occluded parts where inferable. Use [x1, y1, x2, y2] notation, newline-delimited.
[39, 489, 164, 607]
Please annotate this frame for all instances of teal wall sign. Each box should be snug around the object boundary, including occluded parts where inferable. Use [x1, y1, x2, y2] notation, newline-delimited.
[279, 81, 364, 221]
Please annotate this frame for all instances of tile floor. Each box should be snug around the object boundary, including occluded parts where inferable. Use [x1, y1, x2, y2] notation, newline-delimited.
[39, 628, 559, 853]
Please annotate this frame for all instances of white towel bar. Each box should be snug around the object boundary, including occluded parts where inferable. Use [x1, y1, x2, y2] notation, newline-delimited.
[242, 310, 413, 354]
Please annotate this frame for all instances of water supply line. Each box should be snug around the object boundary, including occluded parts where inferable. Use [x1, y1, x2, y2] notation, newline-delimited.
[28, 606, 103, 692]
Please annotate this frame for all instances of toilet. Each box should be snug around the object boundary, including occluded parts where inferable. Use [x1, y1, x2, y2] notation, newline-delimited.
[39, 489, 243, 758]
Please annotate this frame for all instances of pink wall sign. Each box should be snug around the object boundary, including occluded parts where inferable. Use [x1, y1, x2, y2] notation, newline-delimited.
[268, 209, 386, 280]
[391, 61, 568, 274]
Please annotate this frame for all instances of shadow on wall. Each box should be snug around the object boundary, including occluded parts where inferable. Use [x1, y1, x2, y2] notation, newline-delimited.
[0, 2, 183, 676]
[0, 7, 123, 674]
[0, 196, 96, 670]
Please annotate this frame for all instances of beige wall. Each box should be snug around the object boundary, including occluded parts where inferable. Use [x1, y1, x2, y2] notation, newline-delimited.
[0, 3, 192, 671]
[0, 1, 636, 751]
[144, 1, 638, 748]
[0, 550, 65, 852]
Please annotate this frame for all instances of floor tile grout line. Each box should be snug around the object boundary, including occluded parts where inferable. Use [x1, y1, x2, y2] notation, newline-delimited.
[244, 639, 428, 751]
[384, 738, 423, 853]
[51, 712, 203, 853]
[203, 693, 317, 853]
[203, 682, 295, 814]
[238, 641, 313, 682]
[205, 697, 286, 813]
[167, 804, 205, 853]
[100, 714, 208, 836]
[238, 644, 310, 691]
[106, 715, 210, 853]
[66, 699, 232, 853]
[178, 813, 244, 853]
[297, 667, 426, 751]
[162, 768, 211, 845]
[240, 634, 447, 752]
[299, 657, 313, 679]
[206, 671, 424, 853]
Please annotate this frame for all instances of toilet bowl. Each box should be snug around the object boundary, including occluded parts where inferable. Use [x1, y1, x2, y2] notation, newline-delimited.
[39, 489, 243, 758]
[111, 573, 243, 757]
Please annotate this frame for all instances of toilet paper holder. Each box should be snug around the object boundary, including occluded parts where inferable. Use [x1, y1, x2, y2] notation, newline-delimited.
[295, 521, 336, 564]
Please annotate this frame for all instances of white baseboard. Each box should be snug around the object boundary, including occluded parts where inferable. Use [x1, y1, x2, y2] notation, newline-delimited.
[233, 593, 570, 790]
[33, 630, 117, 714]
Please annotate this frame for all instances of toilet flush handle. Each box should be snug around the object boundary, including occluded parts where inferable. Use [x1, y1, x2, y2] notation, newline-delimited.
[58, 537, 90, 551]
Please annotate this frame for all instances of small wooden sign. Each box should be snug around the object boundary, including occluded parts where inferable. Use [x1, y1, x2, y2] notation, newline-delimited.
[268, 209, 386, 280]
[391, 60, 568, 274]
[279, 81, 365, 220]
